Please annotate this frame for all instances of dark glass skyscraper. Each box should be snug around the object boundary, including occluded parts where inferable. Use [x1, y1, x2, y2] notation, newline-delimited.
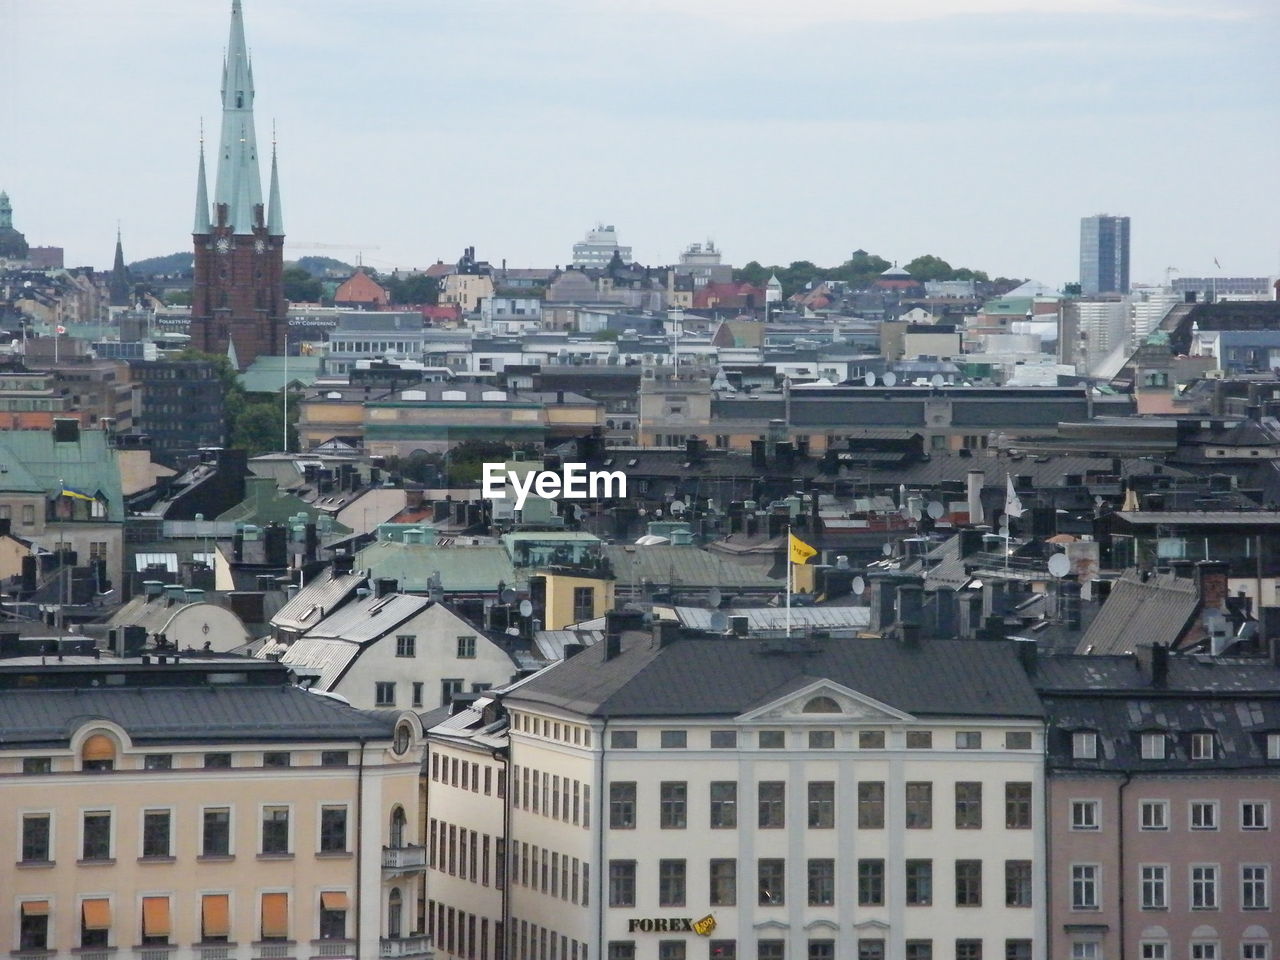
[1079, 214, 1130, 295]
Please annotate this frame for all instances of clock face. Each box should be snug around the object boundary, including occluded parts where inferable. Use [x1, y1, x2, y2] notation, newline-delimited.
[215, 237, 231, 254]
[254, 239, 266, 254]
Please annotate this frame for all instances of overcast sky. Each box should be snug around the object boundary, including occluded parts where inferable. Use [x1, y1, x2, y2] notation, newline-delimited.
[3, 0, 1277, 286]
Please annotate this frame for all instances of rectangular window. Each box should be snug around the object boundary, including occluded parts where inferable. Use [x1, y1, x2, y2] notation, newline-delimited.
[758, 859, 785, 905]
[660, 782, 687, 829]
[1006, 782, 1032, 828]
[660, 944, 686, 960]
[204, 752, 232, 769]
[1140, 944, 1167, 960]
[1242, 865, 1269, 910]
[319, 896, 347, 940]
[441, 678, 463, 705]
[1006, 860, 1033, 907]
[22, 757, 52, 774]
[956, 731, 982, 749]
[1006, 942, 1032, 960]
[957, 942, 983, 960]
[1072, 800, 1100, 830]
[262, 751, 290, 768]
[375, 681, 396, 706]
[320, 806, 348, 853]
[859, 941, 886, 960]
[1005, 731, 1032, 750]
[607, 781, 635, 829]
[1141, 865, 1168, 908]
[82, 810, 111, 860]
[142, 809, 172, 858]
[759, 730, 785, 749]
[19, 905, 49, 952]
[321, 751, 349, 767]
[956, 782, 982, 828]
[608, 860, 635, 907]
[710, 941, 736, 960]
[808, 730, 835, 749]
[202, 807, 230, 856]
[610, 730, 637, 749]
[660, 730, 687, 749]
[455, 634, 476, 659]
[1242, 945, 1269, 960]
[858, 859, 885, 905]
[1191, 732, 1215, 760]
[260, 892, 289, 941]
[81, 898, 110, 947]
[906, 730, 933, 749]
[1191, 944, 1218, 960]
[1072, 864, 1100, 909]
[956, 860, 983, 906]
[1141, 733, 1166, 760]
[1141, 800, 1168, 830]
[858, 781, 885, 828]
[1073, 731, 1098, 759]
[22, 814, 51, 862]
[906, 943, 932, 960]
[906, 782, 933, 828]
[859, 730, 886, 749]
[658, 859, 686, 907]
[710, 859, 737, 906]
[262, 805, 290, 855]
[810, 942, 835, 960]
[1242, 801, 1269, 830]
[608, 945, 636, 960]
[710, 781, 737, 828]
[759, 782, 785, 828]
[396, 634, 416, 657]
[808, 859, 835, 906]
[808, 782, 834, 828]
[906, 859, 933, 905]
[141, 896, 171, 945]
[709, 730, 737, 749]
[144, 754, 173, 770]
[1191, 802, 1218, 830]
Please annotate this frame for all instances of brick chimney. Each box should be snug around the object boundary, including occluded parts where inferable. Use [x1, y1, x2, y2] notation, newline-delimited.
[1195, 560, 1229, 611]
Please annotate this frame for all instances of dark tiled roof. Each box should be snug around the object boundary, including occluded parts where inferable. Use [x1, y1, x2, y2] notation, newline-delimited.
[1033, 654, 1280, 694]
[0, 685, 396, 748]
[1075, 569, 1199, 655]
[506, 634, 1044, 720]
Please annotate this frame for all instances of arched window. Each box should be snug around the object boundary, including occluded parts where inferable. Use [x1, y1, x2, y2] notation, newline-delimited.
[82, 734, 116, 771]
[802, 696, 841, 714]
[387, 889, 402, 940]
[389, 807, 406, 849]
[394, 721, 412, 755]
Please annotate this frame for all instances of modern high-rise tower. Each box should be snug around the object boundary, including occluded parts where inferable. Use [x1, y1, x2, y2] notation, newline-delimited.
[1079, 214, 1130, 296]
[189, 0, 286, 370]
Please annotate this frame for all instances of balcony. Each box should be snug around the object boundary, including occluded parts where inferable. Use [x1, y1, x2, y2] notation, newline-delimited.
[310, 941, 355, 960]
[381, 845, 426, 875]
[196, 947, 235, 960]
[379, 937, 430, 960]
[136, 949, 174, 960]
[253, 944, 294, 960]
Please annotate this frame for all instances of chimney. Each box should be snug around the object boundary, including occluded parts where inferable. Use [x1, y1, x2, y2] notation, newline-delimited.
[1196, 560, 1228, 611]
[966, 470, 984, 523]
[958, 527, 984, 559]
[1015, 638, 1038, 674]
[375, 577, 399, 598]
[896, 582, 924, 632]
[603, 610, 627, 661]
[654, 620, 680, 648]
[750, 439, 767, 470]
[1060, 580, 1082, 631]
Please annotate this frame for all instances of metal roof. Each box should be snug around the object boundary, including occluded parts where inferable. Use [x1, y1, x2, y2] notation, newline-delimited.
[272, 568, 366, 632]
[1114, 511, 1280, 526]
[603, 545, 783, 590]
[305, 593, 431, 644]
[1075, 569, 1199, 655]
[274, 637, 364, 691]
[661, 606, 871, 632]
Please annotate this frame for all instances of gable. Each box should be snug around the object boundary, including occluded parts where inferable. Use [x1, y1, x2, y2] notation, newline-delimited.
[737, 678, 915, 724]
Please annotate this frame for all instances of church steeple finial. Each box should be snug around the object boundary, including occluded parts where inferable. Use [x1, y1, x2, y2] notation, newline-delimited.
[212, 0, 263, 233]
[194, 122, 211, 234]
[267, 120, 283, 236]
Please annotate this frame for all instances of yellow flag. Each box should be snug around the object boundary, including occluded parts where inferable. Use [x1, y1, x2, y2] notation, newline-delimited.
[789, 532, 817, 565]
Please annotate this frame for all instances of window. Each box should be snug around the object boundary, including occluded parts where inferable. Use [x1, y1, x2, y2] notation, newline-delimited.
[660, 782, 687, 828]
[660, 943, 686, 960]
[319, 893, 347, 940]
[1141, 865, 1168, 908]
[859, 941, 886, 960]
[710, 730, 737, 748]
[808, 859, 835, 906]
[808, 730, 835, 749]
[22, 814, 51, 862]
[456, 635, 477, 659]
[144, 754, 173, 770]
[859, 730, 886, 749]
[906, 782, 932, 828]
[609, 782, 636, 829]
[81, 898, 111, 947]
[321, 750, 349, 767]
[608, 860, 636, 907]
[660, 730, 687, 749]
[263, 751, 290, 768]
[858, 859, 885, 905]
[20, 902, 50, 951]
[759, 782, 785, 828]
[1242, 865, 1269, 909]
[22, 756, 52, 774]
[1141, 944, 1167, 960]
[410, 682, 424, 708]
[1191, 945, 1218, 960]
[81, 734, 116, 771]
[1140, 800, 1168, 830]
[142, 809, 172, 858]
[441, 678, 463, 705]
[1006, 942, 1032, 960]
[1006, 782, 1032, 828]
[1191, 801, 1218, 830]
[710, 859, 737, 906]
[956, 731, 982, 749]
[1269, 733, 1280, 760]
[141, 896, 171, 945]
[859, 781, 885, 828]
[956, 859, 983, 906]
[320, 806, 348, 853]
[658, 859, 686, 907]
[396, 635, 416, 657]
[205, 752, 232, 769]
[1242, 801, 1269, 830]
[1141, 733, 1166, 760]
[82, 810, 111, 860]
[610, 730, 637, 749]
[1190, 732, 1215, 760]
[375, 681, 396, 707]
[758, 859, 785, 905]
[1006, 860, 1033, 906]
[1072, 800, 1100, 830]
[956, 782, 982, 828]
[1005, 731, 1032, 750]
[957, 942, 983, 960]
[1072, 864, 1100, 909]
[907, 943, 933, 960]
[710, 943, 736, 960]
[202, 807, 230, 856]
[759, 730, 785, 749]
[1243, 945, 1269, 960]
[810, 942, 836, 960]
[906, 860, 933, 905]
[1073, 731, 1098, 759]
[262, 805, 290, 855]
[808, 782, 834, 828]
[907, 730, 933, 749]
[710, 782, 737, 828]
[260, 892, 289, 942]
[609, 945, 636, 960]
[1191, 865, 1218, 908]
[572, 587, 595, 621]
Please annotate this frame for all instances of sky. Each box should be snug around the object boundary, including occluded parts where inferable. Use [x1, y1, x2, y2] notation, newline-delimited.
[3, 0, 1278, 287]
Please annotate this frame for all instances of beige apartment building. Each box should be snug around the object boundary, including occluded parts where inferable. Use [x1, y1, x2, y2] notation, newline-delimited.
[0, 656, 431, 960]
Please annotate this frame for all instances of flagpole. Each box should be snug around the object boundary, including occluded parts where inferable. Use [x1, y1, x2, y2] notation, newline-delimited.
[786, 524, 793, 638]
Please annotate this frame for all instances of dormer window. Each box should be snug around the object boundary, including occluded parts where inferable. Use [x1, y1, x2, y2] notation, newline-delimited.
[1268, 733, 1280, 760]
[1072, 731, 1098, 760]
[82, 733, 117, 772]
[1141, 732, 1166, 760]
[1190, 732, 1215, 761]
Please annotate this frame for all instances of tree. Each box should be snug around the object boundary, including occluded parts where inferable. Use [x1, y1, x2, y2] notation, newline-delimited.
[165, 288, 193, 306]
[384, 272, 439, 306]
[903, 254, 954, 282]
[282, 266, 322, 302]
[175, 349, 298, 455]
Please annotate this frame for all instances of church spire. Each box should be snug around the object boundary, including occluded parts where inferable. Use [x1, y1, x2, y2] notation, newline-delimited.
[267, 125, 283, 236]
[109, 226, 131, 308]
[212, 0, 263, 232]
[194, 125, 211, 234]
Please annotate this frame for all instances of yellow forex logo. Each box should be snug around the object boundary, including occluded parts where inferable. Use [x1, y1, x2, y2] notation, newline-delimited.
[692, 915, 717, 937]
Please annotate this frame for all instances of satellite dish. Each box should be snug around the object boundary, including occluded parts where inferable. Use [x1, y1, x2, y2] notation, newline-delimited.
[882, 543, 893, 556]
[930, 374, 945, 388]
[863, 372, 877, 387]
[671, 500, 686, 514]
[852, 575, 866, 595]
[882, 372, 898, 387]
[500, 588, 516, 604]
[1048, 553, 1071, 578]
[518, 599, 533, 617]
[707, 586, 723, 607]
[709, 611, 729, 632]
[927, 501, 945, 520]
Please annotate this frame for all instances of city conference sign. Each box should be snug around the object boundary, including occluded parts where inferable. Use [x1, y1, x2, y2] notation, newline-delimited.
[482, 462, 627, 510]
[627, 915, 717, 936]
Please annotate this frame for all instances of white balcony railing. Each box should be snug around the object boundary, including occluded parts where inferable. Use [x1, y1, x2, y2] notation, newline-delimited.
[381, 845, 426, 871]
[312, 942, 355, 959]
[254, 944, 293, 960]
[379, 936, 431, 959]
[197, 946, 234, 960]
[138, 948, 174, 960]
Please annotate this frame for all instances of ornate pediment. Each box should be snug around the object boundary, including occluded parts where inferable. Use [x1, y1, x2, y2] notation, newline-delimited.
[738, 678, 914, 724]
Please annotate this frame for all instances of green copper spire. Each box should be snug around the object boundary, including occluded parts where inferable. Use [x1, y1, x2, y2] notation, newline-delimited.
[0, 191, 11, 230]
[266, 133, 283, 236]
[212, 0, 263, 232]
[194, 132, 211, 234]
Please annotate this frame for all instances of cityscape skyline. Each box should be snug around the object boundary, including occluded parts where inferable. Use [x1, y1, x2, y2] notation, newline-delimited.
[2, 0, 1278, 283]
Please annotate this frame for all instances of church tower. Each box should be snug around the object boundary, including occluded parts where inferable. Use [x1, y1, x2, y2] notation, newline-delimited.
[190, 0, 286, 370]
